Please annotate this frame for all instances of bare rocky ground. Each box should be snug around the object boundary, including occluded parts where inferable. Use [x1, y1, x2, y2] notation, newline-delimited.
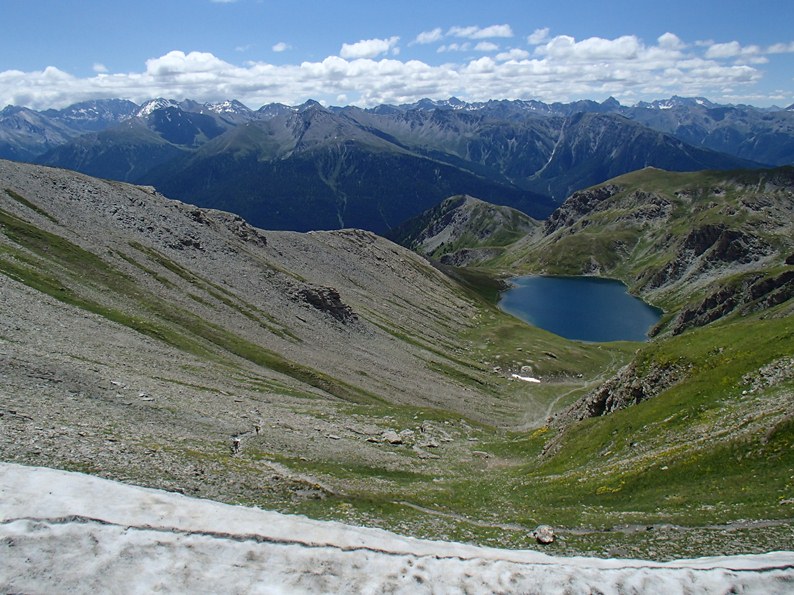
[0, 160, 524, 497]
[1, 159, 792, 560]
[0, 160, 592, 539]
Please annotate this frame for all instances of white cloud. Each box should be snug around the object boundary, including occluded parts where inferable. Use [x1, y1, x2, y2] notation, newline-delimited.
[92, 63, 108, 73]
[657, 32, 685, 50]
[414, 28, 443, 45]
[496, 49, 530, 62]
[704, 41, 760, 59]
[272, 42, 291, 53]
[448, 25, 513, 40]
[340, 37, 399, 59]
[438, 43, 470, 53]
[474, 42, 499, 52]
[145, 50, 232, 76]
[536, 35, 643, 61]
[527, 28, 550, 45]
[767, 41, 794, 54]
[0, 30, 780, 111]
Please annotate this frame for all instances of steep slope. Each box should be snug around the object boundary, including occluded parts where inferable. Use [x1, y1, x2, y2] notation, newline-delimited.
[0, 105, 79, 161]
[387, 194, 542, 266]
[0, 159, 515, 418]
[526, 113, 763, 201]
[144, 106, 553, 232]
[629, 101, 794, 166]
[341, 105, 562, 185]
[36, 121, 189, 181]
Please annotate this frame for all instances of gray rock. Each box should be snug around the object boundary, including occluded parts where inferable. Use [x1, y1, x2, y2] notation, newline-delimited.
[533, 525, 555, 545]
[382, 430, 403, 445]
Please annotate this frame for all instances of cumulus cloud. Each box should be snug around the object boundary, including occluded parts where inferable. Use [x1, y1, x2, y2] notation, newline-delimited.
[768, 41, 794, 54]
[448, 25, 513, 39]
[0, 30, 782, 110]
[527, 28, 550, 45]
[536, 35, 643, 61]
[414, 28, 443, 45]
[438, 43, 470, 53]
[145, 50, 232, 76]
[474, 42, 499, 52]
[657, 32, 685, 50]
[92, 63, 109, 73]
[496, 49, 530, 61]
[340, 37, 399, 59]
[705, 41, 757, 59]
[272, 42, 291, 53]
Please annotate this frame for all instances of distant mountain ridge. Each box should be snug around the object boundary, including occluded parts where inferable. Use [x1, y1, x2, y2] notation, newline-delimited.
[387, 194, 540, 266]
[2, 95, 791, 232]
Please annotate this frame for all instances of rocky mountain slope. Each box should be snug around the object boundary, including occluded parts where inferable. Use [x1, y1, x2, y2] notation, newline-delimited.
[522, 113, 761, 201]
[387, 194, 541, 266]
[1, 159, 791, 559]
[495, 166, 794, 336]
[392, 169, 792, 510]
[628, 97, 794, 166]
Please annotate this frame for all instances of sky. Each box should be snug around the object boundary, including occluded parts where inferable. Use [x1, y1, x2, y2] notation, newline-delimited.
[1, 0, 793, 110]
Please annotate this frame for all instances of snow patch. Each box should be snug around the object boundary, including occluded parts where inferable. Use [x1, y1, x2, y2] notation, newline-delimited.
[1, 463, 792, 593]
[511, 373, 541, 383]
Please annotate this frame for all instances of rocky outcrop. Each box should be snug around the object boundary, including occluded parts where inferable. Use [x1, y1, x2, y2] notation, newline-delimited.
[552, 359, 691, 425]
[543, 184, 621, 233]
[665, 270, 794, 335]
[295, 286, 357, 323]
[436, 247, 504, 267]
[646, 226, 772, 290]
[616, 192, 672, 223]
[188, 208, 267, 247]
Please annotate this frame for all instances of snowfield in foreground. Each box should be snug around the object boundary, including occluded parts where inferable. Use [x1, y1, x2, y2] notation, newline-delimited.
[1, 463, 792, 594]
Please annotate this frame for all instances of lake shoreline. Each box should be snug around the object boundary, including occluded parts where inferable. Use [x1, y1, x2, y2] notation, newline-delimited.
[498, 274, 663, 343]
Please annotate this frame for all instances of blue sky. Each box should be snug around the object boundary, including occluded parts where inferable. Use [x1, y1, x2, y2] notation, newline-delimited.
[2, 0, 793, 109]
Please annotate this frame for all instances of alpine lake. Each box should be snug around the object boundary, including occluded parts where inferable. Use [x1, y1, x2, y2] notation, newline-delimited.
[498, 275, 662, 342]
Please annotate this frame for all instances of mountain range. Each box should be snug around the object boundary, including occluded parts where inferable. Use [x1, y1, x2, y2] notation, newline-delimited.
[2, 95, 791, 233]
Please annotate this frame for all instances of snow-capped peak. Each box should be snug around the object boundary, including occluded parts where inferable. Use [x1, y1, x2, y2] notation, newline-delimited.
[136, 98, 180, 118]
[204, 99, 251, 115]
[635, 96, 716, 110]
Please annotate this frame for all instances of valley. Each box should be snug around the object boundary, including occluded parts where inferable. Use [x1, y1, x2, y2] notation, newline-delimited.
[1, 158, 792, 561]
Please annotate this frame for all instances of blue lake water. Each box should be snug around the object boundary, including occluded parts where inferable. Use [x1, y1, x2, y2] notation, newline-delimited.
[498, 276, 662, 342]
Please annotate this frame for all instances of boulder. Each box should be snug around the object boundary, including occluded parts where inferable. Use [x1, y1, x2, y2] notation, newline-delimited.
[533, 525, 555, 545]
[381, 430, 403, 445]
